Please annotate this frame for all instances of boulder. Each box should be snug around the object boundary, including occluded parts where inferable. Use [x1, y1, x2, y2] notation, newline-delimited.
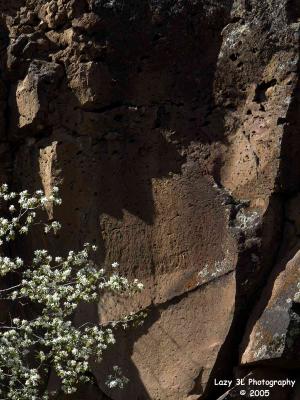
[14, 60, 63, 130]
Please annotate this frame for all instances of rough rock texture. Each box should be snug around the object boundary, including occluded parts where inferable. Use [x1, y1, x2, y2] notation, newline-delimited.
[0, 0, 300, 399]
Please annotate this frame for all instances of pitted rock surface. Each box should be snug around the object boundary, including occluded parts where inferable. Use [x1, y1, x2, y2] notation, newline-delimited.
[0, 0, 299, 399]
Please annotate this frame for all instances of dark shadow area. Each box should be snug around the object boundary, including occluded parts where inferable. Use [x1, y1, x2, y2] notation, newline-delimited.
[0, 0, 25, 15]
[286, 0, 300, 23]
[278, 46, 300, 195]
[89, 0, 233, 147]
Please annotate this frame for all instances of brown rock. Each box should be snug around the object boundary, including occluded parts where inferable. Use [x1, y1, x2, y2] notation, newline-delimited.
[67, 61, 116, 108]
[13, 60, 63, 130]
[72, 12, 103, 32]
[39, 0, 69, 29]
[95, 273, 236, 400]
[240, 248, 300, 367]
[0, 0, 299, 399]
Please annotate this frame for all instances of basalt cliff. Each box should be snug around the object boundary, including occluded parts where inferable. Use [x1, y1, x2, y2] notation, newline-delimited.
[0, 0, 300, 399]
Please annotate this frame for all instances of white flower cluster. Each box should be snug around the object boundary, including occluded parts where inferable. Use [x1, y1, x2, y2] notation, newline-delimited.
[106, 365, 129, 389]
[0, 185, 145, 399]
[0, 256, 23, 277]
[0, 184, 62, 245]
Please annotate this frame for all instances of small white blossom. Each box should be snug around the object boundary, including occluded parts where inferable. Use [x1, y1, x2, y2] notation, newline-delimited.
[40, 197, 48, 205]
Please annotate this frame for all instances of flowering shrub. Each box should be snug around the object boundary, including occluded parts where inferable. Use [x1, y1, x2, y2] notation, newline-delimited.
[0, 184, 144, 399]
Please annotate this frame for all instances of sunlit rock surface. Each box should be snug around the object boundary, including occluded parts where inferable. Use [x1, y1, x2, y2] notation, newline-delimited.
[0, 0, 299, 398]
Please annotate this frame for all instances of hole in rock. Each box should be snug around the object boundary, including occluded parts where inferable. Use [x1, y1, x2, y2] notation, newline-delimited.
[277, 117, 287, 125]
[229, 53, 239, 61]
[253, 79, 277, 103]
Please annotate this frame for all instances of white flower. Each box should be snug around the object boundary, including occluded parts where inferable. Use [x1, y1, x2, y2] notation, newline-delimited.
[111, 262, 119, 269]
[107, 379, 118, 388]
[41, 197, 48, 205]
[20, 226, 28, 234]
[51, 221, 61, 232]
[15, 258, 23, 266]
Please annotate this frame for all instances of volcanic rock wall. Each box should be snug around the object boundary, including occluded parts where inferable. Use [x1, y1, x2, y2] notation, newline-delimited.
[0, 0, 300, 399]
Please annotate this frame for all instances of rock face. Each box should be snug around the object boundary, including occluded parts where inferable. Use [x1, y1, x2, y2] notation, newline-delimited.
[0, 0, 300, 399]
